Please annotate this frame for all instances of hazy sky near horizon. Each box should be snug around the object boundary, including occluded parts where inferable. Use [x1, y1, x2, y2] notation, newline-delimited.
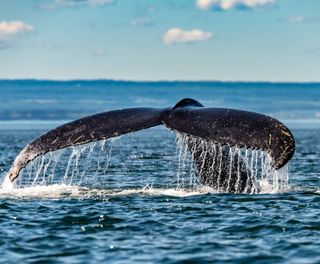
[0, 0, 319, 81]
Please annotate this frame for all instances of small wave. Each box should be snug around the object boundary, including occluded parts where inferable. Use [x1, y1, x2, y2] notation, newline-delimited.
[259, 180, 292, 194]
[283, 118, 320, 129]
[20, 99, 57, 105]
[0, 181, 298, 199]
[0, 120, 69, 130]
[0, 184, 85, 199]
[134, 97, 166, 105]
[0, 183, 220, 199]
[110, 185, 218, 197]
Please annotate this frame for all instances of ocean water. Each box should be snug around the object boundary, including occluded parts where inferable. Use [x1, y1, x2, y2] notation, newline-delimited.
[0, 80, 319, 263]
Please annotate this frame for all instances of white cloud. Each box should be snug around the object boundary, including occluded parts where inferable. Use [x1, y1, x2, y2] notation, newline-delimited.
[0, 21, 34, 40]
[92, 49, 106, 57]
[40, 0, 113, 10]
[196, 0, 275, 11]
[286, 16, 305, 23]
[87, 0, 113, 6]
[130, 17, 151, 27]
[163, 28, 212, 45]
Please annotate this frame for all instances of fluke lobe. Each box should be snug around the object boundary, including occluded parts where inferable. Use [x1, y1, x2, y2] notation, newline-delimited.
[6, 98, 295, 192]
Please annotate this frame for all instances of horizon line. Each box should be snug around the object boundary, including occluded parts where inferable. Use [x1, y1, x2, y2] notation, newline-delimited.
[0, 78, 320, 84]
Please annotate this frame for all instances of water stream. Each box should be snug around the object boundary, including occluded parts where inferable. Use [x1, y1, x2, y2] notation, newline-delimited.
[2, 132, 290, 195]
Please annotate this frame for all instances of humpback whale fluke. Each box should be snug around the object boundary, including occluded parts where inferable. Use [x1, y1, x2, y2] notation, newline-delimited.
[6, 98, 295, 192]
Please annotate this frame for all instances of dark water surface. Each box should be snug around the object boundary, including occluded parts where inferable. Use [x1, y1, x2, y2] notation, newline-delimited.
[0, 81, 319, 263]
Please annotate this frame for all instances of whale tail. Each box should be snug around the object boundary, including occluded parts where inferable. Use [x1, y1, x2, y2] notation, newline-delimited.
[7, 98, 295, 185]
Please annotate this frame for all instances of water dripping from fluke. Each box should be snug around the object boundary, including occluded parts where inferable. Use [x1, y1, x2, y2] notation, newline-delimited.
[1, 138, 121, 191]
[1, 133, 290, 196]
[175, 133, 291, 194]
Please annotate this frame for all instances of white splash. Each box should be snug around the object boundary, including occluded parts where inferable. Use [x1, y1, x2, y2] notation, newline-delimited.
[110, 185, 218, 197]
[1, 132, 291, 197]
[0, 184, 217, 199]
[1, 175, 16, 191]
[259, 164, 290, 193]
[0, 184, 83, 198]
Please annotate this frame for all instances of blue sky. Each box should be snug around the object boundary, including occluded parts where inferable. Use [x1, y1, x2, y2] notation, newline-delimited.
[0, 0, 319, 81]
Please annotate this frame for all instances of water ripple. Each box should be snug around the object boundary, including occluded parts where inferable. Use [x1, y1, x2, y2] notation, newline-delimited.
[0, 129, 319, 263]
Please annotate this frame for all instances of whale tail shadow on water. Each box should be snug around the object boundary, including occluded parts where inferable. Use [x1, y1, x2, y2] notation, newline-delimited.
[6, 98, 295, 193]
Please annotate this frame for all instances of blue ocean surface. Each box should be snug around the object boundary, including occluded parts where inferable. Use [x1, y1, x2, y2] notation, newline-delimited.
[0, 80, 319, 263]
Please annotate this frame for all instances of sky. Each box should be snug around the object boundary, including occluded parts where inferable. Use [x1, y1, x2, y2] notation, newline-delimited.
[0, 0, 319, 82]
